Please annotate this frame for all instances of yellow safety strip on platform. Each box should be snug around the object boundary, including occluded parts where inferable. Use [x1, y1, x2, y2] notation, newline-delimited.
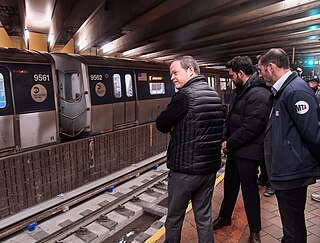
[145, 172, 225, 243]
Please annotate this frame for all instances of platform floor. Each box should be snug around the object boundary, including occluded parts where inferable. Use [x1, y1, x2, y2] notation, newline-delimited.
[153, 176, 320, 243]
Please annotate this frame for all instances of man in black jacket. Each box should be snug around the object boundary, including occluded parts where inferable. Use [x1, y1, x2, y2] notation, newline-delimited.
[156, 56, 223, 243]
[258, 48, 320, 243]
[212, 56, 270, 243]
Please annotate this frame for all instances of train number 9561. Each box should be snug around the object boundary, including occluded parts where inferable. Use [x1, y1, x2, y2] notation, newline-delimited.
[33, 74, 50, 82]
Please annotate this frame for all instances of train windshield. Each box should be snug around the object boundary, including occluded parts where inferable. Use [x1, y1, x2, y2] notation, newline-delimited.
[0, 73, 6, 108]
[64, 72, 81, 101]
[149, 82, 165, 95]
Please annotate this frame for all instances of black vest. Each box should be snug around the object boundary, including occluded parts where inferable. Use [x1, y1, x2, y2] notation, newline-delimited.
[167, 76, 223, 174]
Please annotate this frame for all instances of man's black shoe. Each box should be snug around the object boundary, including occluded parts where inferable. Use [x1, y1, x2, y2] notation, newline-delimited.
[264, 186, 275, 197]
[256, 179, 268, 187]
[249, 232, 261, 243]
[212, 216, 231, 230]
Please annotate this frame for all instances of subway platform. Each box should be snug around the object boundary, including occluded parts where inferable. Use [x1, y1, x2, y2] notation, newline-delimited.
[149, 175, 320, 243]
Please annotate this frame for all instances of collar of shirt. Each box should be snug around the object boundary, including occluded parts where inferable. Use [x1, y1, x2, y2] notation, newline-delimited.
[272, 70, 292, 95]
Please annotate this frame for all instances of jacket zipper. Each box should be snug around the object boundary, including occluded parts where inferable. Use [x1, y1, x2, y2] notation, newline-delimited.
[287, 140, 304, 164]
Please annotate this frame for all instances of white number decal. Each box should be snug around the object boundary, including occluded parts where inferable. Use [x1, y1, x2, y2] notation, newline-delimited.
[34, 74, 50, 82]
[90, 74, 103, 81]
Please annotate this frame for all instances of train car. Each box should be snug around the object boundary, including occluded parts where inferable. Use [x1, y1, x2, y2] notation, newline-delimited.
[201, 66, 234, 114]
[51, 53, 175, 137]
[0, 49, 232, 221]
[0, 48, 59, 154]
[0, 48, 230, 153]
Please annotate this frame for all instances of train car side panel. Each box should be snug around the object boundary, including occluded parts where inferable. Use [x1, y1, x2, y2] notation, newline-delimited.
[136, 70, 175, 124]
[19, 111, 58, 148]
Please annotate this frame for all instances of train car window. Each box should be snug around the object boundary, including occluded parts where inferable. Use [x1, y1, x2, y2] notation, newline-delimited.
[64, 72, 81, 101]
[231, 80, 236, 89]
[113, 74, 122, 98]
[0, 73, 6, 108]
[220, 77, 227, 90]
[149, 82, 165, 95]
[125, 74, 133, 97]
[208, 76, 215, 87]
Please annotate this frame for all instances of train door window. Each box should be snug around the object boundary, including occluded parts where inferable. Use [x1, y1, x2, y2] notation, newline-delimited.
[64, 72, 81, 101]
[0, 73, 6, 108]
[149, 82, 165, 95]
[220, 77, 227, 90]
[113, 74, 122, 98]
[125, 74, 133, 97]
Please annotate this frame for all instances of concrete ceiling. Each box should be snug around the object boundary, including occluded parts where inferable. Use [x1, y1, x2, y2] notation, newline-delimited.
[0, 0, 320, 66]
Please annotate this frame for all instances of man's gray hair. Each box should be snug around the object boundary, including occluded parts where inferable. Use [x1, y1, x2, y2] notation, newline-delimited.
[171, 56, 200, 74]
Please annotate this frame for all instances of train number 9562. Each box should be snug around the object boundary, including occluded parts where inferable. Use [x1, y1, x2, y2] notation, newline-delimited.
[33, 74, 50, 82]
[90, 74, 103, 81]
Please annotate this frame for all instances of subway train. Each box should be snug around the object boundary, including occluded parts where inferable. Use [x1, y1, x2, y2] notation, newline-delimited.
[0, 48, 232, 219]
[0, 47, 230, 155]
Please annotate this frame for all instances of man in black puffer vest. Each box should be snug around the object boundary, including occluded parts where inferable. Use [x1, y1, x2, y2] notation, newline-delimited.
[212, 56, 270, 243]
[156, 56, 223, 243]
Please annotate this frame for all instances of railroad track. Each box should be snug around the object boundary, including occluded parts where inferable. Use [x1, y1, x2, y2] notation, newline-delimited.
[1, 155, 168, 242]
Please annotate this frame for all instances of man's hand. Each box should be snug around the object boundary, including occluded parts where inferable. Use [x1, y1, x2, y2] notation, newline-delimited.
[221, 140, 229, 154]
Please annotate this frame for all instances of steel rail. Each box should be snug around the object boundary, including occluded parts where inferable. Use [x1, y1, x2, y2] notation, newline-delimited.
[37, 169, 169, 243]
[0, 156, 166, 240]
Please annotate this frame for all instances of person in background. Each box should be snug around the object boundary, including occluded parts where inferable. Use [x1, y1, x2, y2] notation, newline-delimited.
[257, 161, 275, 197]
[307, 77, 320, 202]
[306, 77, 320, 105]
[212, 56, 270, 243]
[289, 63, 303, 77]
[156, 56, 223, 243]
[258, 48, 320, 243]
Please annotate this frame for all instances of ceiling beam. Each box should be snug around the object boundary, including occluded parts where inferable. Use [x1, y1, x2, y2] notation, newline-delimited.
[49, 0, 104, 50]
[73, 0, 176, 52]
[97, 0, 264, 55]
[0, 0, 25, 36]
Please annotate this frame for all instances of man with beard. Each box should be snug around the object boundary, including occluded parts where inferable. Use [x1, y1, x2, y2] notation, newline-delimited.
[258, 48, 320, 243]
[212, 56, 270, 243]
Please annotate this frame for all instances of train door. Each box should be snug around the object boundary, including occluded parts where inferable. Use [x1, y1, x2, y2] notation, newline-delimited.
[8, 63, 58, 149]
[0, 66, 15, 152]
[88, 66, 113, 133]
[111, 70, 136, 128]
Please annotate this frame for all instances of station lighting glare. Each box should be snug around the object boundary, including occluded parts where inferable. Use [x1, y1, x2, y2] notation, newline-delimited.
[102, 42, 114, 53]
[308, 59, 314, 65]
[123, 49, 136, 57]
[25, 29, 30, 39]
[308, 35, 319, 40]
[308, 25, 320, 31]
[48, 33, 53, 43]
[308, 9, 320, 17]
